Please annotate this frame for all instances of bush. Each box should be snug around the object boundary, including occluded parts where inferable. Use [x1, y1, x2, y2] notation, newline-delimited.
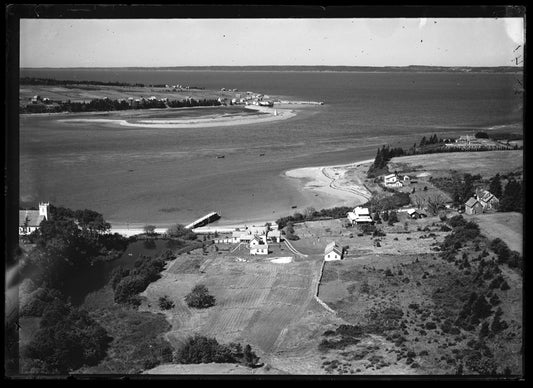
[448, 215, 467, 228]
[114, 275, 149, 304]
[185, 285, 216, 308]
[158, 295, 175, 310]
[166, 224, 197, 240]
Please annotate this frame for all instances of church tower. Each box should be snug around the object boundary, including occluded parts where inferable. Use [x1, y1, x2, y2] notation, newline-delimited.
[39, 202, 49, 220]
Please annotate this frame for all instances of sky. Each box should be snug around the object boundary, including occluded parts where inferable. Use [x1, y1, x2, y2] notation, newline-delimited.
[20, 18, 525, 67]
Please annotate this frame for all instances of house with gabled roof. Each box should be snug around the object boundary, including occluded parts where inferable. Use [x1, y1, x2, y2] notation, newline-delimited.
[476, 189, 499, 211]
[324, 241, 343, 261]
[465, 197, 483, 215]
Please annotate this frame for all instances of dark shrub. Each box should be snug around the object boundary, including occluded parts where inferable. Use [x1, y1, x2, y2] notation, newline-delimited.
[158, 295, 175, 310]
[185, 284, 216, 308]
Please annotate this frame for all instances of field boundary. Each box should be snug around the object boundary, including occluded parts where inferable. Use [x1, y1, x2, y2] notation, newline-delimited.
[314, 260, 337, 314]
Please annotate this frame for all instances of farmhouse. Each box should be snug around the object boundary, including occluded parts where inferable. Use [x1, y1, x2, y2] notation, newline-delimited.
[383, 173, 404, 188]
[347, 206, 373, 225]
[476, 189, 499, 211]
[19, 202, 49, 235]
[465, 197, 484, 215]
[324, 241, 343, 261]
[250, 239, 269, 255]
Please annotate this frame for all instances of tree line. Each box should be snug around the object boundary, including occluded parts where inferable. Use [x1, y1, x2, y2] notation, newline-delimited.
[20, 77, 151, 88]
[20, 97, 222, 114]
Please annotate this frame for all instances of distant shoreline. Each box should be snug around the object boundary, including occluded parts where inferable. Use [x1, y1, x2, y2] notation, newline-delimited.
[21, 66, 523, 73]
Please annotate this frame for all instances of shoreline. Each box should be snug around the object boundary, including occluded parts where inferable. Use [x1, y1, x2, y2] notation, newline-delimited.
[108, 158, 375, 237]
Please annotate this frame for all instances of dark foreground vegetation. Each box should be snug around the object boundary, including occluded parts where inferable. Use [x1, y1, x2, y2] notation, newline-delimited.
[175, 335, 260, 368]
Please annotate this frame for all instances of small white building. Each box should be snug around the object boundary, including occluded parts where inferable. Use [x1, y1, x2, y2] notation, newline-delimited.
[324, 241, 343, 261]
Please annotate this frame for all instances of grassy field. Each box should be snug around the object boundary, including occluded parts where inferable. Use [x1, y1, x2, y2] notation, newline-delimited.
[388, 150, 523, 179]
[138, 244, 342, 374]
[469, 212, 523, 254]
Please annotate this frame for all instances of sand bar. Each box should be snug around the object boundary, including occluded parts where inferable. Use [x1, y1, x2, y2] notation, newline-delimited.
[57, 105, 295, 129]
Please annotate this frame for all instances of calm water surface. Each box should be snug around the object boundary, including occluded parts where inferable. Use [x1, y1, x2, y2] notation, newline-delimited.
[19, 70, 523, 225]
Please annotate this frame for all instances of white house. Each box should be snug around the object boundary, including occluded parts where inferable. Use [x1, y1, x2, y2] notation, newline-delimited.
[250, 235, 264, 247]
[384, 173, 404, 188]
[347, 207, 373, 224]
[324, 241, 343, 261]
[19, 202, 49, 235]
[250, 242, 269, 255]
[267, 229, 282, 243]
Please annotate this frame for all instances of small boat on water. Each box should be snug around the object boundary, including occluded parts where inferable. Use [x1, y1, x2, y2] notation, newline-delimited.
[216, 155, 225, 159]
[291, 205, 297, 209]
[259, 153, 265, 156]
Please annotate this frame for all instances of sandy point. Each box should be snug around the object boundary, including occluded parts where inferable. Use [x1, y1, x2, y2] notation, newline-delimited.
[284, 159, 374, 206]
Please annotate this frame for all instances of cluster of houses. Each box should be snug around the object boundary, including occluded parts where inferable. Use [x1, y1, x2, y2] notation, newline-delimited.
[28, 95, 51, 104]
[444, 134, 515, 151]
[231, 225, 282, 255]
[218, 91, 274, 107]
[465, 188, 499, 215]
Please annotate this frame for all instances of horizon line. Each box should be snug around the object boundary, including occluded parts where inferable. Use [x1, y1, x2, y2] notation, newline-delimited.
[21, 64, 523, 70]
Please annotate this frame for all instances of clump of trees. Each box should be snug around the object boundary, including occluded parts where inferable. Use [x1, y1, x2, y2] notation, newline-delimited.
[23, 299, 112, 374]
[284, 222, 299, 240]
[439, 216, 481, 254]
[21, 205, 128, 292]
[456, 292, 493, 329]
[175, 335, 260, 367]
[499, 178, 523, 213]
[185, 285, 216, 309]
[490, 238, 522, 270]
[111, 254, 167, 306]
[367, 145, 405, 177]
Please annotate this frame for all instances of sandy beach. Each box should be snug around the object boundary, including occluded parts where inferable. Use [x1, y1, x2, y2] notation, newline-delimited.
[57, 105, 296, 129]
[284, 158, 374, 207]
